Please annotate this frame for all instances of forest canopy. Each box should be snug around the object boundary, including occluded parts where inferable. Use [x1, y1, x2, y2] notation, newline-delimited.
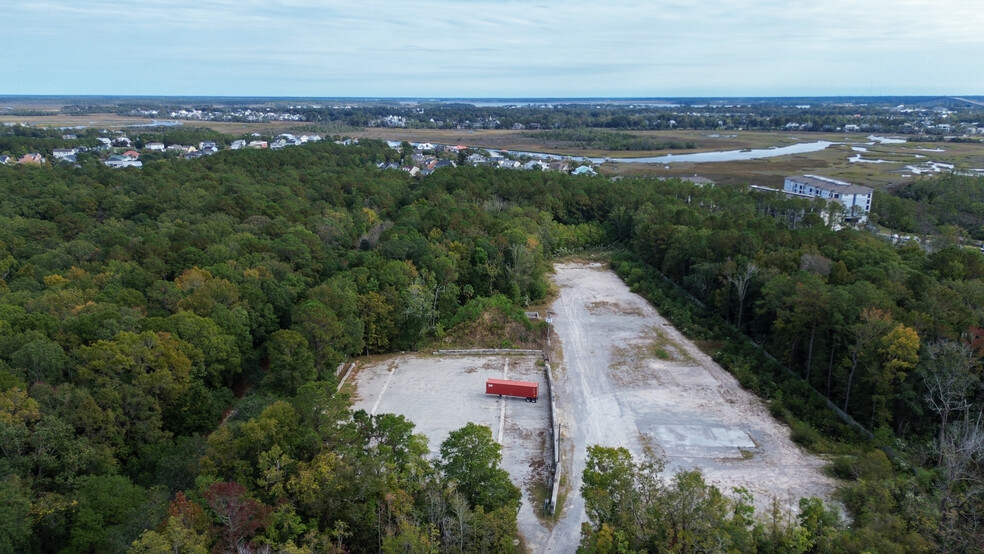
[1, 130, 984, 552]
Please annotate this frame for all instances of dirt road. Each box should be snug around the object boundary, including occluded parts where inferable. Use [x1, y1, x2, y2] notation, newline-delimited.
[540, 263, 835, 552]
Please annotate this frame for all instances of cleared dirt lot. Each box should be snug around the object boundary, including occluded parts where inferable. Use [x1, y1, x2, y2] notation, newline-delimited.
[543, 262, 836, 552]
[349, 263, 837, 552]
[348, 354, 551, 547]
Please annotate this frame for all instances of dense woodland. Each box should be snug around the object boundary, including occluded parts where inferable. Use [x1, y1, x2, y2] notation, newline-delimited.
[1, 129, 984, 552]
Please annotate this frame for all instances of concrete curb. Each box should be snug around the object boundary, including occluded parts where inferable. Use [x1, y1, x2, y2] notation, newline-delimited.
[432, 348, 543, 356]
[545, 362, 561, 515]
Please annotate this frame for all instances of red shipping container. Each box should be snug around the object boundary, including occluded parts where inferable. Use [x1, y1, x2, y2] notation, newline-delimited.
[486, 378, 538, 402]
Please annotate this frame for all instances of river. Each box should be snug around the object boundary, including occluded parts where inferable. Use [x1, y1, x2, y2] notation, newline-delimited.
[497, 140, 838, 164]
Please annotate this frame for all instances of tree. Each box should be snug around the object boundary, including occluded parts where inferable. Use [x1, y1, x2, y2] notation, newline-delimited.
[438, 423, 520, 513]
[920, 340, 979, 457]
[0, 477, 32, 553]
[843, 308, 892, 414]
[10, 337, 68, 383]
[871, 323, 920, 429]
[789, 275, 831, 384]
[265, 329, 316, 395]
[581, 445, 644, 532]
[203, 481, 272, 553]
[722, 258, 759, 330]
[66, 474, 150, 553]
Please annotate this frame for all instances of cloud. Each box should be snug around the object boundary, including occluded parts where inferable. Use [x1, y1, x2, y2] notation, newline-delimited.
[1, 0, 982, 96]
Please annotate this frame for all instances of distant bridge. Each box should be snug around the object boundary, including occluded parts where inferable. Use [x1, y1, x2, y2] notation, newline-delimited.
[950, 97, 984, 108]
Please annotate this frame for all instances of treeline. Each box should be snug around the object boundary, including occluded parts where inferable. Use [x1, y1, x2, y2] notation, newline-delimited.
[874, 173, 984, 240]
[48, 98, 984, 133]
[521, 129, 695, 151]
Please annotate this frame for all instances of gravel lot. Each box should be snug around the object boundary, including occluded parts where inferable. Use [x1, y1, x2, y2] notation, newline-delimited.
[350, 263, 836, 552]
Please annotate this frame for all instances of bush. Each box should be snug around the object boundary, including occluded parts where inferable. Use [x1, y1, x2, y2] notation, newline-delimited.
[790, 419, 821, 447]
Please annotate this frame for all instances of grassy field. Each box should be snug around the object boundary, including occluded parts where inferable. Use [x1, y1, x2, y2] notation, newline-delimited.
[4, 110, 982, 190]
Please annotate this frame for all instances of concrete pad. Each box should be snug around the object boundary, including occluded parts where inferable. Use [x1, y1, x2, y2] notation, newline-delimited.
[349, 354, 551, 549]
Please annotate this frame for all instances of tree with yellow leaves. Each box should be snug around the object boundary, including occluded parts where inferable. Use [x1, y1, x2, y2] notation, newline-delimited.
[870, 323, 920, 430]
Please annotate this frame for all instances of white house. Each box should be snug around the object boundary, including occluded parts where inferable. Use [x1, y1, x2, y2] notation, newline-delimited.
[104, 155, 143, 168]
[783, 175, 873, 223]
[145, 142, 166, 151]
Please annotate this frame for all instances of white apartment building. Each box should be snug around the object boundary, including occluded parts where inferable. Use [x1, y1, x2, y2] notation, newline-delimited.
[783, 175, 874, 224]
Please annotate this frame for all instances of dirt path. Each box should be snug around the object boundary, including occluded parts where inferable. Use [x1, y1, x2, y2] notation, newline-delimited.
[540, 262, 836, 552]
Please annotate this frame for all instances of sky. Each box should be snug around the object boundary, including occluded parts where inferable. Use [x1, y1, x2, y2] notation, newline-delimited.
[3, 0, 982, 98]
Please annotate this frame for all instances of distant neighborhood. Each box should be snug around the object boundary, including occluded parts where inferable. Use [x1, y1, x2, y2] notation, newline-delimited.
[0, 127, 600, 176]
[373, 140, 597, 177]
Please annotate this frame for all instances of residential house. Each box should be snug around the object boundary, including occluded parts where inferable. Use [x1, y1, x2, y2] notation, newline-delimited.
[19, 153, 45, 164]
[248, 140, 268, 149]
[145, 142, 166, 151]
[401, 166, 420, 177]
[104, 155, 142, 168]
[0, 155, 10, 165]
[466, 153, 489, 166]
[122, 150, 141, 159]
[681, 175, 715, 187]
[783, 175, 873, 223]
[498, 159, 521, 170]
[547, 161, 570, 173]
[230, 140, 246, 150]
[434, 160, 456, 170]
[522, 160, 547, 171]
[198, 141, 219, 154]
[52, 148, 77, 159]
[571, 165, 597, 176]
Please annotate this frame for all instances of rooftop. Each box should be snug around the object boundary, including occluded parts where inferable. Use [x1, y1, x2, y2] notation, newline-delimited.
[786, 174, 873, 194]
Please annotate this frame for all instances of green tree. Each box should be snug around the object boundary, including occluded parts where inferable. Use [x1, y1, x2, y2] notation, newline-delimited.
[438, 423, 520, 513]
[265, 329, 316, 395]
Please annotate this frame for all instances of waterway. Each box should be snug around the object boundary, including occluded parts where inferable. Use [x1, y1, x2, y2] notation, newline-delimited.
[497, 140, 838, 164]
[392, 138, 841, 165]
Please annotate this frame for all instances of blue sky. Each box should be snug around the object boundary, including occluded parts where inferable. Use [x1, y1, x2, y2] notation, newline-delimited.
[3, 0, 981, 97]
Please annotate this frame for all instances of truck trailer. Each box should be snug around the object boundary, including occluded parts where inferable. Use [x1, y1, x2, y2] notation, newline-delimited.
[485, 378, 538, 402]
